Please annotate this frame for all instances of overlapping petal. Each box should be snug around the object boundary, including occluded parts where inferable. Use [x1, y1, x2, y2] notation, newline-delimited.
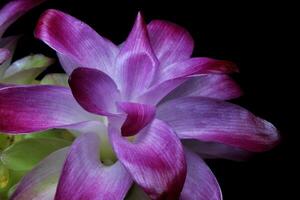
[55, 132, 132, 200]
[0, 85, 96, 133]
[10, 148, 68, 200]
[117, 102, 155, 136]
[157, 57, 238, 83]
[69, 67, 120, 115]
[181, 149, 222, 200]
[162, 74, 242, 102]
[116, 12, 158, 100]
[157, 97, 279, 152]
[138, 59, 238, 105]
[109, 119, 187, 199]
[147, 20, 194, 67]
[137, 77, 187, 105]
[0, 0, 46, 37]
[35, 9, 119, 76]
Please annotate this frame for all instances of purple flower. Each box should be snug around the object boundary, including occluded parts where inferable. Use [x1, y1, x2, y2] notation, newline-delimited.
[0, 0, 45, 62]
[0, 0, 51, 86]
[0, 9, 279, 199]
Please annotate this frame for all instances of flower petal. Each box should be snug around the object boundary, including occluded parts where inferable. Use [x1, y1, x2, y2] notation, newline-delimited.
[162, 74, 242, 102]
[69, 67, 120, 115]
[109, 119, 187, 199]
[35, 9, 119, 76]
[181, 149, 222, 200]
[182, 140, 252, 161]
[0, 85, 96, 133]
[117, 102, 155, 136]
[0, 36, 19, 76]
[2, 54, 54, 84]
[55, 132, 133, 200]
[157, 97, 280, 152]
[157, 57, 238, 83]
[0, 83, 13, 89]
[0, 0, 45, 37]
[147, 20, 194, 67]
[137, 77, 187, 105]
[57, 53, 78, 75]
[116, 12, 158, 100]
[10, 148, 68, 200]
[0, 48, 10, 64]
[139, 59, 239, 105]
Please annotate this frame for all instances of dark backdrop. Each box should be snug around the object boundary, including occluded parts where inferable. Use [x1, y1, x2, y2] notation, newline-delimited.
[1, 0, 294, 199]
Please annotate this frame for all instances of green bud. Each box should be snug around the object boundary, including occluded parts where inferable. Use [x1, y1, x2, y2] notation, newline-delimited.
[2, 54, 54, 84]
[40, 73, 69, 87]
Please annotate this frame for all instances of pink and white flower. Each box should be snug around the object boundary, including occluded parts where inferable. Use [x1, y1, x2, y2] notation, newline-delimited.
[0, 9, 279, 200]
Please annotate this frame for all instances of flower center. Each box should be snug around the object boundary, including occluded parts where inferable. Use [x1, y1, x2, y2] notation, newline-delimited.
[99, 133, 117, 166]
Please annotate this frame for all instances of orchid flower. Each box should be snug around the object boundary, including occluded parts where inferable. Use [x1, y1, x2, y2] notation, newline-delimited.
[0, 9, 279, 200]
[0, 0, 53, 87]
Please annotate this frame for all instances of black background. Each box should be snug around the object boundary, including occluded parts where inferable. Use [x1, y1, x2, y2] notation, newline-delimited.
[1, 0, 294, 199]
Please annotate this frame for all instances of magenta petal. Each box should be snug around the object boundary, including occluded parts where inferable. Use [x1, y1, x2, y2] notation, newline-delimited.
[109, 119, 187, 199]
[0, 83, 11, 89]
[157, 57, 238, 83]
[35, 9, 118, 76]
[116, 13, 158, 100]
[183, 140, 252, 161]
[55, 132, 133, 200]
[157, 97, 280, 152]
[139, 59, 239, 105]
[0, 48, 10, 64]
[162, 74, 242, 102]
[181, 149, 222, 200]
[117, 102, 155, 136]
[0, 0, 45, 36]
[0, 85, 95, 133]
[69, 67, 120, 115]
[147, 20, 194, 67]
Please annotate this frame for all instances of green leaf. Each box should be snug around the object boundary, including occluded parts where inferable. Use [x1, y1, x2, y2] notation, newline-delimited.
[24, 129, 75, 141]
[0, 134, 24, 151]
[2, 54, 54, 84]
[0, 138, 70, 171]
[0, 162, 9, 191]
[40, 73, 69, 87]
[0, 134, 10, 151]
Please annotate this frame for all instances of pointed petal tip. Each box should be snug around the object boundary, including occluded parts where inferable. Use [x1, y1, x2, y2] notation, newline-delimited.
[136, 11, 145, 24]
